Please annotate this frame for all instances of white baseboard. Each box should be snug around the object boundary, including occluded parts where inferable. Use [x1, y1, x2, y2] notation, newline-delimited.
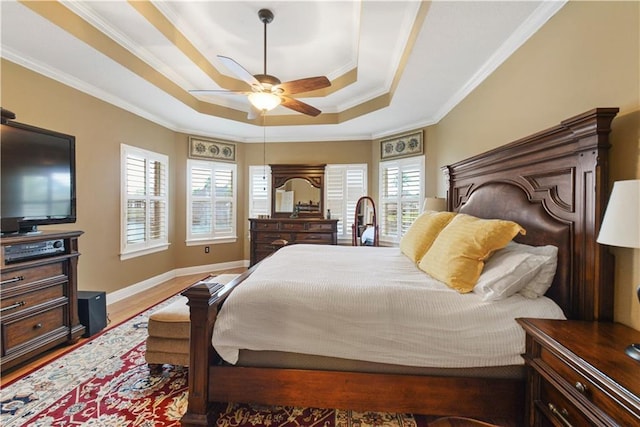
[105, 259, 250, 306]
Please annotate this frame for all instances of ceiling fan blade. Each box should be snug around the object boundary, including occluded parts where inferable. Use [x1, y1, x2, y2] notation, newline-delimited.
[280, 96, 322, 117]
[247, 104, 262, 120]
[277, 76, 331, 95]
[217, 55, 262, 88]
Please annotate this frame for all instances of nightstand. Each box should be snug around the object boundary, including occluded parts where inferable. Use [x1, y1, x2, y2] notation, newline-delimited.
[517, 318, 640, 426]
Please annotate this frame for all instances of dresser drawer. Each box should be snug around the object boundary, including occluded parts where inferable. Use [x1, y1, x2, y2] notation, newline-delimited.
[540, 347, 637, 425]
[307, 222, 336, 232]
[294, 233, 333, 244]
[0, 282, 65, 316]
[254, 232, 291, 243]
[1, 262, 66, 289]
[281, 222, 306, 231]
[2, 305, 66, 353]
[537, 378, 593, 426]
[252, 221, 280, 231]
[253, 250, 273, 265]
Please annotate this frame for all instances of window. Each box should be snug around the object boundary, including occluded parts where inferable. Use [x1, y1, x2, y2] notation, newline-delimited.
[379, 156, 424, 244]
[120, 144, 169, 260]
[186, 159, 237, 245]
[248, 165, 271, 218]
[325, 164, 367, 239]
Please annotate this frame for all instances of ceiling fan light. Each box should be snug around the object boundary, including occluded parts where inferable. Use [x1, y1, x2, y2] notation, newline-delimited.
[248, 92, 281, 111]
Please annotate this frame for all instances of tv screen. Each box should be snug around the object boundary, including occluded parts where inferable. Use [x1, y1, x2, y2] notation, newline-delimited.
[1, 120, 76, 235]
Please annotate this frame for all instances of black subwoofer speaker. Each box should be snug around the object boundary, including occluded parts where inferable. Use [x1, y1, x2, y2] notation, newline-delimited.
[77, 291, 107, 337]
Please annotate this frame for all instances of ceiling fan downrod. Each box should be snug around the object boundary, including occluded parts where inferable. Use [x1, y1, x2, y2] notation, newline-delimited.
[258, 9, 274, 76]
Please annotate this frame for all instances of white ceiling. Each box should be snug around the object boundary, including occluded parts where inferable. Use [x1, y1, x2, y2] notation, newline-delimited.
[1, 0, 565, 143]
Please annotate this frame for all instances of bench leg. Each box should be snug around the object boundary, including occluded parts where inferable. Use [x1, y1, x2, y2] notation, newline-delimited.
[148, 363, 163, 375]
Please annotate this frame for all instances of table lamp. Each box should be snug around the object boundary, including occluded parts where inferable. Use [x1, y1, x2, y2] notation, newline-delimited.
[596, 179, 640, 361]
[422, 197, 446, 213]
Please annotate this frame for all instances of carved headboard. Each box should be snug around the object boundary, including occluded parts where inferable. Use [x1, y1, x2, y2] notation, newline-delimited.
[444, 108, 619, 321]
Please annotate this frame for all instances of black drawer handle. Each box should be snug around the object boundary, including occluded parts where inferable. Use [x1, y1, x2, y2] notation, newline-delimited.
[1, 275, 25, 286]
[548, 403, 573, 427]
[0, 301, 26, 313]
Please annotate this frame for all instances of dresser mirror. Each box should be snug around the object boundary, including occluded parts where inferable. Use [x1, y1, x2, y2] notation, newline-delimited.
[271, 164, 325, 218]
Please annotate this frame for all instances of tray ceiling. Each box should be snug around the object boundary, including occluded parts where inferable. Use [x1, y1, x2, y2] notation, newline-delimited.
[1, 1, 565, 143]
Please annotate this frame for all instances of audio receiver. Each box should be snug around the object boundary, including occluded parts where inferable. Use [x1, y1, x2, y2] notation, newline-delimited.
[4, 239, 65, 263]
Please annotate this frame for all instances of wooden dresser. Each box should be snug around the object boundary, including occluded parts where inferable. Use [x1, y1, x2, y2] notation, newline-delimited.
[249, 218, 338, 266]
[517, 318, 640, 426]
[1, 230, 85, 372]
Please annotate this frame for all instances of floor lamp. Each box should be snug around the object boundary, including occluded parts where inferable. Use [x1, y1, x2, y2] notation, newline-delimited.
[596, 179, 640, 361]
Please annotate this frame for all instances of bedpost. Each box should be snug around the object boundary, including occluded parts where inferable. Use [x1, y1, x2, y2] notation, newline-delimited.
[561, 107, 618, 321]
[181, 282, 218, 426]
[180, 269, 255, 426]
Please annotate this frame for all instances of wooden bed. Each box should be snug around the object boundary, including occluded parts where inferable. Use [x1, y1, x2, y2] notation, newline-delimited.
[181, 108, 619, 426]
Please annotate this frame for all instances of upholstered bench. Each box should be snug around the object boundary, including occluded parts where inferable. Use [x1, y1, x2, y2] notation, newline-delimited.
[145, 273, 239, 370]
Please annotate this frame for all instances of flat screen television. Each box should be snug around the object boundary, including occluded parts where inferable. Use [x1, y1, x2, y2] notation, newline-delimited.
[1, 119, 76, 235]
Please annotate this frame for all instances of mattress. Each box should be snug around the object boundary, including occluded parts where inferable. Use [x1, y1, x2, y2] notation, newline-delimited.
[212, 244, 566, 368]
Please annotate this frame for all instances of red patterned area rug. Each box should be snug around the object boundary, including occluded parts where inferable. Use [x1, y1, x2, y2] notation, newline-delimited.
[0, 294, 505, 427]
[211, 402, 435, 427]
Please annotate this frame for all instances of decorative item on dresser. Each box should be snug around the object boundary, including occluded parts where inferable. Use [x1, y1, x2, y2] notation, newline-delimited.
[249, 218, 338, 266]
[0, 230, 85, 372]
[596, 179, 640, 361]
[517, 318, 640, 426]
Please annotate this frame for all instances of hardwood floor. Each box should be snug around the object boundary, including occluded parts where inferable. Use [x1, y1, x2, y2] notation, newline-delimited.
[0, 268, 246, 387]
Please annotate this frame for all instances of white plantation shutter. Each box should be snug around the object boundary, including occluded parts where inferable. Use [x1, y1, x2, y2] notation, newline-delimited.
[379, 156, 424, 243]
[214, 167, 234, 235]
[325, 164, 367, 239]
[121, 145, 169, 259]
[249, 165, 271, 218]
[400, 167, 421, 235]
[187, 159, 237, 244]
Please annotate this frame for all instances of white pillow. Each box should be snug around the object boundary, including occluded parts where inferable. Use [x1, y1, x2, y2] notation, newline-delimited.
[507, 242, 558, 298]
[473, 250, 550, 301]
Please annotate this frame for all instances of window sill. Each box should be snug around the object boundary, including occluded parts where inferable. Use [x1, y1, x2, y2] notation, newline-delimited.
[186, 236, 238, 246]
[120, 243, 170, 260]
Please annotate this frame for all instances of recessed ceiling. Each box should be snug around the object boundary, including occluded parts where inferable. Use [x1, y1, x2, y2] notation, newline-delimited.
[0, 0, 565, 143]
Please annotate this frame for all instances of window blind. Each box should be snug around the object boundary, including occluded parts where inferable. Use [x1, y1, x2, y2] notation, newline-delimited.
[325, 164, 367, 238]
[187, 159, 237, 244]
[379, 156, 424, 243]
[121, 145, 169, 259]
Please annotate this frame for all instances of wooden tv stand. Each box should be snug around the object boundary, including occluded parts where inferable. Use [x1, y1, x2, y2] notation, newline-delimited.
[0, 230, 85, 372]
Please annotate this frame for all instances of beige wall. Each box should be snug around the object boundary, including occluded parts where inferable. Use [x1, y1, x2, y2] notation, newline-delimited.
[1, 60, 182, 294]
[427, 1, 640, 329]
[1, 0, 638, 330]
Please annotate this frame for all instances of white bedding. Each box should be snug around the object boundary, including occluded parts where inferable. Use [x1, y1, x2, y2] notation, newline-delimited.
[212, 244, 565, 368]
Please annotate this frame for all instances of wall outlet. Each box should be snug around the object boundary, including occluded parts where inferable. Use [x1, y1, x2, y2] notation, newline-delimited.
[204, 246, 210, 254]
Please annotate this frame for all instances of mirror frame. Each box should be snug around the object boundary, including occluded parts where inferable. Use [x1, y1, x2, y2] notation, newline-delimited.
[271, 164, 325, 218]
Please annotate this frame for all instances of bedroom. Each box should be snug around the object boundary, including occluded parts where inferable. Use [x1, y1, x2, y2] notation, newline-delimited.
[0, 0, 638, 423]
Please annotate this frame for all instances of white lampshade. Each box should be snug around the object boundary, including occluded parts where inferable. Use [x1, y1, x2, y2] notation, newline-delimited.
[597, 180, 640, 249]
[248, 92, 281, 111]
[422, 197, 446, 212]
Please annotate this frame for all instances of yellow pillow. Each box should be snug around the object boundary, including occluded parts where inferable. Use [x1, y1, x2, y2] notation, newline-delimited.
[399, 211, 457, 263]
[418, 214, 526, 293]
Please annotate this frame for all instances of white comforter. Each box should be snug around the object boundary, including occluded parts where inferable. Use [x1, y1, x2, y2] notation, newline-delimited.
[212, 244, 565, 368]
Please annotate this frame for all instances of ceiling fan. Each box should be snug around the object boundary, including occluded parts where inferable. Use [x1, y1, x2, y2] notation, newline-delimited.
[190, 8, 331, 118]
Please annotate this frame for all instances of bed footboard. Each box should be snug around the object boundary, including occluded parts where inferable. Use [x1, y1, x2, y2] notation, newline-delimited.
[181, 269, 254, 426]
